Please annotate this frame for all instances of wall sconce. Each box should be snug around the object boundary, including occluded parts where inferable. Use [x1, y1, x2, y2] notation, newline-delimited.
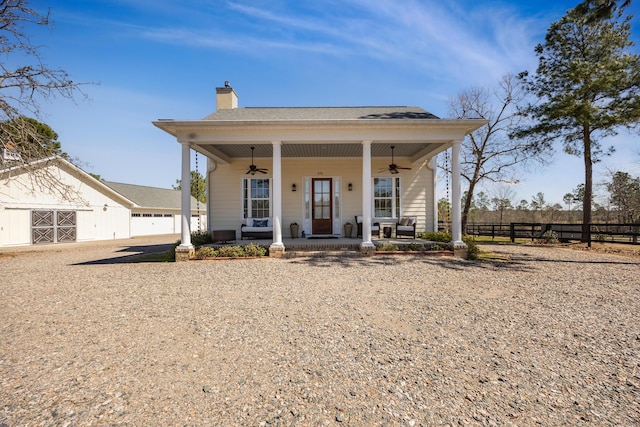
[291, 183, 297, 192]
[103, 204, 108, 211]
[348, 183, 353, 191]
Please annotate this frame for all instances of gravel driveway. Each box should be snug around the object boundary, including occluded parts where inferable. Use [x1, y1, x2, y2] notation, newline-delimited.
[1, 236, 638, 426]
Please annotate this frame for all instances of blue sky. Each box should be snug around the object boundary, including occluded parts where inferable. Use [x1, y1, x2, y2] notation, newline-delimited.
[24, 0, 640, 205]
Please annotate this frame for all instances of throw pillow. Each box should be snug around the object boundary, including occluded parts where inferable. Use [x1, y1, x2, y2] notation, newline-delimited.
[253, 219, 268, 227]
[406, 217, 416, 227]
[399, 217, 409, 226]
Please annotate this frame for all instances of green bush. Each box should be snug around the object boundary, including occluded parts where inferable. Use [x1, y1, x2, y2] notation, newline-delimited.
[191, 231, 212, 246]
[539, 230, 559, 244]
[217, 245, 248, 258]
[244, 242, 268, 257]
[404, 242, 425, 251]
[376, 242, 399, 251]
[195, 246, 218, 259]
[419, 231, 452, 242]
[174, 231, 213, 247]
[462, 235, 479, 260]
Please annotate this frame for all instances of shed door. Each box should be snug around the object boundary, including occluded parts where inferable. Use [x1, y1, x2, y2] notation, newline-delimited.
[312, 178, 332, 235]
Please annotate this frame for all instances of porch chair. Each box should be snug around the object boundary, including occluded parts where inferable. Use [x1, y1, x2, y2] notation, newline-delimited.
[395, 216, 417, 238]
[355, 215, 380, 238]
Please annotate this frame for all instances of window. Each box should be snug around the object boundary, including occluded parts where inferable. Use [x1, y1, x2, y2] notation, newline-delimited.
[373, 177, 401, 218]
[243, 178, 271, 218]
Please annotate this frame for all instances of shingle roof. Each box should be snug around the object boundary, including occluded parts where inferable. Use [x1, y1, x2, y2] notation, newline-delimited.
[105, 181, 201, 210]
[202, 106, 440, 121]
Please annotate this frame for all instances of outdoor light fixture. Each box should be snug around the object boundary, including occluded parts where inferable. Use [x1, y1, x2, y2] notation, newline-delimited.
[292, 183, 297, 192]
[348, 183, 353, 191]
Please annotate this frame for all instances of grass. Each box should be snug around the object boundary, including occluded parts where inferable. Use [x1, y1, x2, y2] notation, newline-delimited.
[129, 250, 175, 263]
[471, 236, 532, 245]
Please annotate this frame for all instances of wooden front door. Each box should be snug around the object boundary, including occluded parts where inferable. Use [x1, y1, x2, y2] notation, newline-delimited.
[312, 178, 332, 235]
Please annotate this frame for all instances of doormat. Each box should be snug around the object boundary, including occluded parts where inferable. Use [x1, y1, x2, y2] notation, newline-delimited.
[307, 236, 339, 239]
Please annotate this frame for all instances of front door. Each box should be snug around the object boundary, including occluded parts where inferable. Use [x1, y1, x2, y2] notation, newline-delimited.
[312, 178, 332, 235]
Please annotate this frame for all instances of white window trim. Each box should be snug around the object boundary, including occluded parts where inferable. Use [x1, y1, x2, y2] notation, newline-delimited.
[372, 176, 401, 220]
[242, 177, 272, 219]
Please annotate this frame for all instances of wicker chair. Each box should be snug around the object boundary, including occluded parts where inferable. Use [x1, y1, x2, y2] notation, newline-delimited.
[355, 215, 380, 238]
[395, 216, 417, 238]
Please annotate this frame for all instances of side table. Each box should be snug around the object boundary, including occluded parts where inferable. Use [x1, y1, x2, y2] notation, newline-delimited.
[212, 229, 236, 243]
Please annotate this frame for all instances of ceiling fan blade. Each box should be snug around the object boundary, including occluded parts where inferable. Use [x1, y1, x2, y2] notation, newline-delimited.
[398, 166, 411, 170]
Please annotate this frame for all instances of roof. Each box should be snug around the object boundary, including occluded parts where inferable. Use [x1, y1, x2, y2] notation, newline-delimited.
[105, 181, 202, 211]
[202, 106, 440, 121]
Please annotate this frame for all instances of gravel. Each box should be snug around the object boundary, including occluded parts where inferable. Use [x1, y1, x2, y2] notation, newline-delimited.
[1, 237, 639, 426]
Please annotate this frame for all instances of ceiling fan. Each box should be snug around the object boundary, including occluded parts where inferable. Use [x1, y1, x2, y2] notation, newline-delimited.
[246, 146, 268, 175]
[381, 145, 411, 174]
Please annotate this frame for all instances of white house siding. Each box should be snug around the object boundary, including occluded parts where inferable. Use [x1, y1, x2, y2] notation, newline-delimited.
[0, 161, 131, 247]
[208, 156, 433, 238]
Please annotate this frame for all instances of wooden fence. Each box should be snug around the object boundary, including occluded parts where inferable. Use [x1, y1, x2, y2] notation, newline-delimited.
[439, 221, 640, 245]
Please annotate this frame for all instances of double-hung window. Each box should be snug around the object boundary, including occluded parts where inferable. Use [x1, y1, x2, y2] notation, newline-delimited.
[243, 178, 271, 218]
[373, 177, 400, 219]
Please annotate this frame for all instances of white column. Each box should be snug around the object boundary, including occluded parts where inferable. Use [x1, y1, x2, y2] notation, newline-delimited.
[179, 142, 192, 248]
[451, 142, 464, 246]
[271, 140, 284, 247]
[428, 157, 438, 232]
[361, 140, 374, 248]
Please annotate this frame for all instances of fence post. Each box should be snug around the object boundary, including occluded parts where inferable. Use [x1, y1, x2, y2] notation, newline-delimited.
[510, 223, 515, 243]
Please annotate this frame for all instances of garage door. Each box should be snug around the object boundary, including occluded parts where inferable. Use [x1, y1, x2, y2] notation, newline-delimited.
[131, 213, 174, 236]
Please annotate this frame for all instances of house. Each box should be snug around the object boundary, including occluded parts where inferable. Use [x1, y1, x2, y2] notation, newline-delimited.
[0, 156, 204, 247]
[153, 84, 486, 259]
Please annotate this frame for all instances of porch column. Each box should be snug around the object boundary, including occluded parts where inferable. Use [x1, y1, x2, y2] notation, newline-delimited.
[428, 157, 438, 232]
[270, 140, 284, 255]
[176, 142, 194, 261]
[361, 140, 375, 252]
[451, 141, 465, 246]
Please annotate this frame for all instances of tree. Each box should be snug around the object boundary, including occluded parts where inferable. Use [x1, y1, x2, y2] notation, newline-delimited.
[530, 192, 547, 222]
[512, 6, 640, 244]
[491, 185, 515, 224]
[0, 0, 86, 197]
[447, 74, 541, 232]
[0, 116, 65, 159]
[437, 197, 451, 230]
[173, 170, 206, 204]
[606, 171, 640, 222]
[576, 0, 631, 21]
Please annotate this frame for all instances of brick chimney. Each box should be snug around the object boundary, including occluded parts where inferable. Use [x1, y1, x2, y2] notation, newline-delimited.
[216, 81, 238, 110]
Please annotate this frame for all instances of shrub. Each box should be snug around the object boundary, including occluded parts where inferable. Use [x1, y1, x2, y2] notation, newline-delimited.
[195, 246, 218, 259]
[462, 235, 479, 260]
[174, 231, 213, 247]
[376, 242, 399, 251]
[405, 242, 425, 251]
[217, 245, 247, 258]
[539, 230, 559, 245]
[244, 242, 268, 257]
[191, 230, 212, 246]
[420, 231, 452, 242]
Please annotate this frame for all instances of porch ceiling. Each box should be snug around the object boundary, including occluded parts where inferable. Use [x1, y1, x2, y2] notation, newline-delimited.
[195, 142, 448, 160]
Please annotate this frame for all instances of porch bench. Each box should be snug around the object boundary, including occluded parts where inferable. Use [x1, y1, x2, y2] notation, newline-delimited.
[241, 217, 273, 240]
